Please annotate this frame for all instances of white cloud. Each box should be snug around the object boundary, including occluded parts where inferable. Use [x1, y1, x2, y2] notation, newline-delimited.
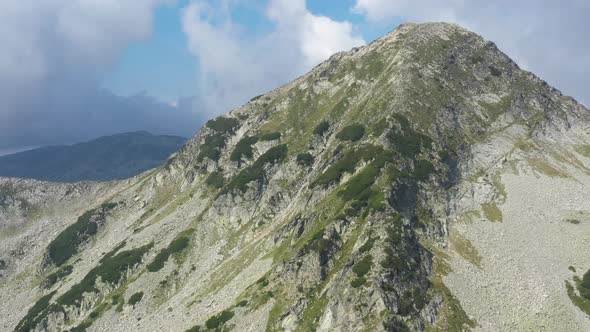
[352, 0, 590, 106]
[182, 0, 365, 115]
[0, 0, 206, 150]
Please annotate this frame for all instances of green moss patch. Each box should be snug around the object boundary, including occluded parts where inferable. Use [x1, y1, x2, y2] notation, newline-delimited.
[42, 265, 73, 289]
[205, 309, 234, 329]
[127, 291, 144, 306]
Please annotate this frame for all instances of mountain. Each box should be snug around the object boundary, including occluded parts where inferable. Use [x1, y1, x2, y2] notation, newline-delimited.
[1, 22, 590, 332]
[0, 131, 187, 182]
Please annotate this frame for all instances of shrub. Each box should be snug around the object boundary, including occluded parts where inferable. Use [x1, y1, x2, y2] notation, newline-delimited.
[338, 164, 380, 201]
[47, 203, 116, 267]
[352, 255, 373, 278]
[42, 265, 73, 289]
[413, 159, 434, 181]
[230, 136, 259, 162]
[147, 235, 191, 272]
[57, 243, 152, 307]
[489, 66, 501, 77]
[313, 121, 330, 136]
[206, 117, 239, 134]
[205, 171, 225, 189]
[358, 238, 375, 253]
[197, 134, 226, 162]
[236, 299, 249, 307]
[128, 291, 144, 306]
[185, 325, 202, 332]
[14, 291, 56, 332]
[372, 118, 388, 137]
[224, 144, 288, 193]
[259, 132, 281, 141]
[336, 124, 365, 142]
[205, 310, 234, 329]
[350, 277, 366, 288]
[313, 145, 382, 187]
[296, 153, 314, 166]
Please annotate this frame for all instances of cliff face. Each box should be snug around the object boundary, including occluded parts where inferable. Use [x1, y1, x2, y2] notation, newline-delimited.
[1, 22, 590, 332]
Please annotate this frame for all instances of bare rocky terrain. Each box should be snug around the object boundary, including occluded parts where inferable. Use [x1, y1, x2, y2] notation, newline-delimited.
[0, 23, 589, 332]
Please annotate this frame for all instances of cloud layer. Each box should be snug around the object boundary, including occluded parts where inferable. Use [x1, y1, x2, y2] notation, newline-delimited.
[182, 0, 365, 114]
[0, 0, 204, 150]
[353, 0, 590, 106]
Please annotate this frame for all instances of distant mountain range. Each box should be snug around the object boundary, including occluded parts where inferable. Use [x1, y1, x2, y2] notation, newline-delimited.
[0, 131, 186, 182]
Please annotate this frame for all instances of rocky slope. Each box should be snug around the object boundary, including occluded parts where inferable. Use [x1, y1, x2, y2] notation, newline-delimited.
[1, 22, 589, 332]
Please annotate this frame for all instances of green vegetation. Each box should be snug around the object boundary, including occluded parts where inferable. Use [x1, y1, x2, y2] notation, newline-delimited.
[197, 134, 226, 162]
[296, 152, 314, 166]
[259, 132, 281, 141]
[224, 144, 288, 193]
[57, 243, 152, 307]
[313, 144, 384, 187]
[14, 291, 56, 332]
[230, 136, 259, 162]
[580, 269, 590, 299]
[205, 117, 239, 134]
[358, 237, 375, 253]
[413, 159, 434, 181]
[566, 270, 590, 317]
[205, 309, 234, 329]
[352, 255, 373, 277]
[205, 171, 225, 189]
[147, 232, 192, 272]
[128, 291, 144, 306]
[489, 66, 501, 77]
[350, 277, 367, 288]
[42, 265, 73, 289]
[313, 121, 330, 136]
[372, 118, 388, 137]
[482, 203, 503, 222]
[336, 124, 365, 142]
[47, 202, 117, 267]
[565, 218, 581, 225]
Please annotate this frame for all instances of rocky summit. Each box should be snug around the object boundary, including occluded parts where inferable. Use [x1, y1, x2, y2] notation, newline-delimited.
[1, 22, 589, 332]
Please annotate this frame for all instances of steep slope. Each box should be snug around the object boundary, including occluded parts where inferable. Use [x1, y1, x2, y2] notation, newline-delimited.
[1, 22, 589, 332]
[0, 131, 186, 182]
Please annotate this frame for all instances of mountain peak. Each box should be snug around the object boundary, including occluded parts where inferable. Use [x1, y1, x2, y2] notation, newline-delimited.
[2, 22, 590, 332]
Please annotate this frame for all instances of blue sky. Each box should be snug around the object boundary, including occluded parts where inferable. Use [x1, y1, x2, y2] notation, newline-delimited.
[102, 0, 399, 103]
[0, 0, 588, 151]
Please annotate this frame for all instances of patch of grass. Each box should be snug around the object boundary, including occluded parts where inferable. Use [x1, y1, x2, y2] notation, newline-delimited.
[42, 265, 73, 289]
[230, 136, 259, 162]
[47, 202, 117, 267]
[205, 117, 239, 134]
[481, 203, 503, 222]
[224, 144, 288, 193]
[205, 171, 225, 189]
[313, 121, 330, 136]
[352, 255, 373, 278]
[296, 152, 314, 166]
[566, 280, 590, 317]
[127, 291, 144, 306]
[259, 132, 281, 141]
[528, 158, 568, 178]
[450, 233, 482, 268]
[336, 124, 365, 142]
[205, 309, 234, 329]
[147, 231, 193, 272]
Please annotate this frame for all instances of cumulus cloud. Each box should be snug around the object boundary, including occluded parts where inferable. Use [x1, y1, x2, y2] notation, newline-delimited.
[182, 0, 365, 114]
[0, 0, 204, 150]
[352, 0, 590, 106]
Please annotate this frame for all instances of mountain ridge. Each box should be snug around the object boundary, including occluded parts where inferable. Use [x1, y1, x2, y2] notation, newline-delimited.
[0, 131, 187, 182]
[1, 22, 589, 332]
